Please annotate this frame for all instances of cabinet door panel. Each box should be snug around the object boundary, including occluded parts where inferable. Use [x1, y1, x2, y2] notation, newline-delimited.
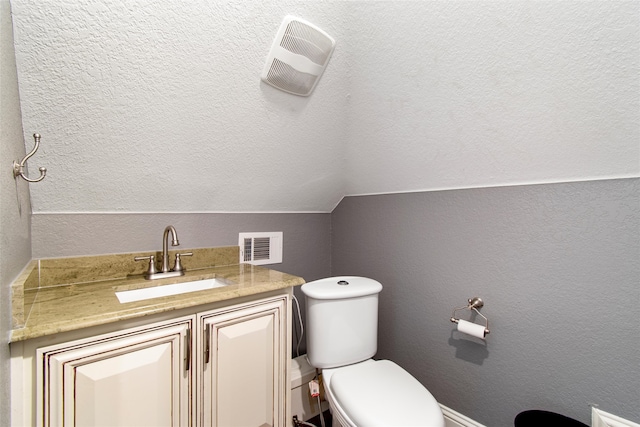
[217, 314, 275, 426]
[200, 296, 287, 427]
[40, 320, 192, 427]
[73, 343, 174, 426]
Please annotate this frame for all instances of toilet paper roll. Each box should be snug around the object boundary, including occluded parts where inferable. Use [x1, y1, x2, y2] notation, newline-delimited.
[457, 319, 487, 339]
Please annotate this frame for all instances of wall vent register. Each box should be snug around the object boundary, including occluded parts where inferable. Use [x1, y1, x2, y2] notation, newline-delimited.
[239, 232, 283, 265]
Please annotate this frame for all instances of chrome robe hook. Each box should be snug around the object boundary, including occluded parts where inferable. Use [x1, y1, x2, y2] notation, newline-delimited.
[13, 133, 47, 183]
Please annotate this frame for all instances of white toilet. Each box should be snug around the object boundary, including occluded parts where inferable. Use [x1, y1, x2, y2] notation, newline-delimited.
[301, 276, 445, 427]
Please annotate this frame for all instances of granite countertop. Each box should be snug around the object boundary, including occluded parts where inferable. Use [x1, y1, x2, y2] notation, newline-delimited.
[10, 247, 305, 342]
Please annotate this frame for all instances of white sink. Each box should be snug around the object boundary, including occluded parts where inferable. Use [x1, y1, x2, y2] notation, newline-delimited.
[116, 278, 228, 303]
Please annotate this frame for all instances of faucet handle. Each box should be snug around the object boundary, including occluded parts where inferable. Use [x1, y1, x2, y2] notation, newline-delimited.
[134, 255, 159, 276]
[173, 252, 193, 272]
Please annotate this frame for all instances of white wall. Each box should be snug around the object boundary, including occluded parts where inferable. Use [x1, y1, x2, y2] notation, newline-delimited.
[11, 0, 350, 213]
[344, 1, 639, 196]
[1, 0, 32, 425]
[11, 1, 638, 214]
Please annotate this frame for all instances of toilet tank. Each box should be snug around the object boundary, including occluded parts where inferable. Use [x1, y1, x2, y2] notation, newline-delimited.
[301, 277, 383, 369]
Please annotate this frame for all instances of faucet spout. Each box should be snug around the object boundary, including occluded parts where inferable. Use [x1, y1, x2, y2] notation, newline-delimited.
[162, 225, 180, 273]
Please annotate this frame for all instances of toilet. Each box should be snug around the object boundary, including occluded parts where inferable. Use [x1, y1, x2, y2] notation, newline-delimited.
[301, 276, 445, 427]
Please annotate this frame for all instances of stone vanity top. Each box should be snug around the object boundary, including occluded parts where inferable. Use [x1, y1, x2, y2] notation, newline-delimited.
[10, 246, 305, 342]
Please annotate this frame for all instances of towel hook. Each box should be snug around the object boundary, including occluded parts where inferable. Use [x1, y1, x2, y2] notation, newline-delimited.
[13, 133, 47, 183]
[450, 297, 490, 335]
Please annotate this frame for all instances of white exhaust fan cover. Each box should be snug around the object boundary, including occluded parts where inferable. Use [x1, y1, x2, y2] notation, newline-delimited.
[261, 16, 336, 96]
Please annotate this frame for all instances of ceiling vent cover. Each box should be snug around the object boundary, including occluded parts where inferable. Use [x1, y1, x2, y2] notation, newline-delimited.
[239, 232, 283, 265]
[261, 16, 336, 96]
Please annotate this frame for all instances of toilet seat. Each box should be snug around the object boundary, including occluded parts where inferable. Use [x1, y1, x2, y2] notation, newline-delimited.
[323, 359, 444, 427]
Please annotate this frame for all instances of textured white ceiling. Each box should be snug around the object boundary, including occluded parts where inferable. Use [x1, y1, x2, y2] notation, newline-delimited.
[11, 1, 639, 213]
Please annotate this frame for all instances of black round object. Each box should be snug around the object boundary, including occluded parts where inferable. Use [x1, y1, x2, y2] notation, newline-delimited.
[515, 410, 589, 427]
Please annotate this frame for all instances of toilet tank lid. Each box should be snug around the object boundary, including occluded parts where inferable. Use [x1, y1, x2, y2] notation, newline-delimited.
[301, 276, 382, 299]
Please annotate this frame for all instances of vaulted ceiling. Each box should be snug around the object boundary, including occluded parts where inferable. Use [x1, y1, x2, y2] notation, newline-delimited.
[11, 0, 638, 213]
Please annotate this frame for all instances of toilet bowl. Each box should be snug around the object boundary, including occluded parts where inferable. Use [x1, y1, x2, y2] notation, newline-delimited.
[301, 277, 445, 427]
[323, 359, 444, 427]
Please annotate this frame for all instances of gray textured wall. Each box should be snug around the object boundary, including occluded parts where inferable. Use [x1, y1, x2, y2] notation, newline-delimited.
[1, 0, 32, 425]
[32, 212, 331, 282]
[331, 178, 639, 426]
[32, 212, 332, 356]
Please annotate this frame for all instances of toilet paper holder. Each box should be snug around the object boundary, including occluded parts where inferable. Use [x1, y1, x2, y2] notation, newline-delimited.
[450, 297, 490, 335]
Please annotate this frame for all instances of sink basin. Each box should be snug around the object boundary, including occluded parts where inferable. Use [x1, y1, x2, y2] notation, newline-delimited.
[116, 278, 228, 303]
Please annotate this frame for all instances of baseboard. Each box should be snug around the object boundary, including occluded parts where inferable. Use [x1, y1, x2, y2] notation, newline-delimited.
[592, 408, 640, 427]
[440, 404, 487, 427]
[439, 404, 640, 427]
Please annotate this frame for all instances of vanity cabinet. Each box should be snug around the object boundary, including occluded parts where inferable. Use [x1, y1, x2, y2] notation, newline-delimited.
[199, 296, 288, 427]
[39, 319, 193, 426]
[12, 292, 291, 427]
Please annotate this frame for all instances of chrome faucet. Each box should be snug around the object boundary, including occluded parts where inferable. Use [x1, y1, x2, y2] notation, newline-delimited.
[161, 225, 180, 273]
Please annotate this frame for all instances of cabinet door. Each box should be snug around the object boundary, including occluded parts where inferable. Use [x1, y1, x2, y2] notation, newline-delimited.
[38, 319, 193, 427]
[199, 296, 288, 427]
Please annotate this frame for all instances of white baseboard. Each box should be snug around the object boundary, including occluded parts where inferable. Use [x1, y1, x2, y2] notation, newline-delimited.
[440, 404, 486, 427]
[592, 408, 640, 427]
[439, 404, 639, 427]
